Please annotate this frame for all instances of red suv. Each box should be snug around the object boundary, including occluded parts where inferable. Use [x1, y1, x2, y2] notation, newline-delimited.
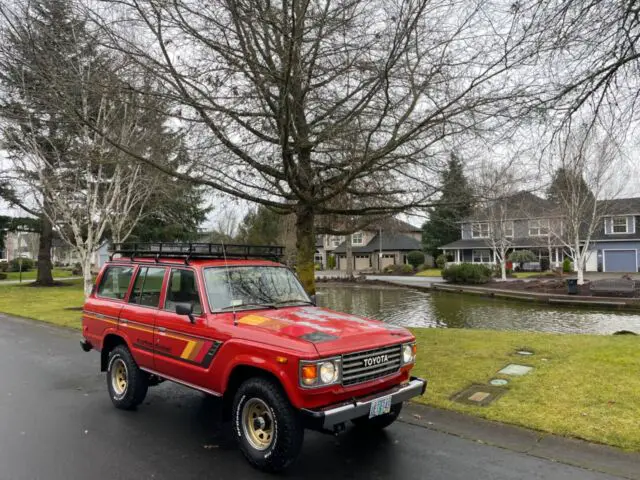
[81, 243, 426, 472]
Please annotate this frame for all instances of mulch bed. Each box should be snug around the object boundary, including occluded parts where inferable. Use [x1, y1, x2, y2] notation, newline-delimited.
[495, 278, 640, 298]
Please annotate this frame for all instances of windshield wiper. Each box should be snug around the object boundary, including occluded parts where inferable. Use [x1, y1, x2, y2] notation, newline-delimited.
[219, 303, 277, 311]
[272, 299, 314, 306]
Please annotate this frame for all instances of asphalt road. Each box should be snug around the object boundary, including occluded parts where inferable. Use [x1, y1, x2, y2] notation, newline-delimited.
[0, 314, 627, 480]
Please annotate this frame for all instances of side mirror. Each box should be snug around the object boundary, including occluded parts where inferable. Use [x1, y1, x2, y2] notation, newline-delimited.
[175, 302, 195, 323]
[309, 294, 317, 306]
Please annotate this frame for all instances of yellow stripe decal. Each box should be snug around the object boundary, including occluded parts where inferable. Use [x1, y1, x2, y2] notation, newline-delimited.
[180, 340, 198, 359]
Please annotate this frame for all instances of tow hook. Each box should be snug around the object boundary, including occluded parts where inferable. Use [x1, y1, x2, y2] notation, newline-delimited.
[80, 339, 93, 352]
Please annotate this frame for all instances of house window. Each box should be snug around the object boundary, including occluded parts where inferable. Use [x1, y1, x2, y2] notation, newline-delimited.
[472, 249, 492, 263]
[528, 219, 549, 236]
[472, 223, 490, 238]
[612, 217, 628, 234]
[501, 221, 514, 238]
[351, 232, 363, 245]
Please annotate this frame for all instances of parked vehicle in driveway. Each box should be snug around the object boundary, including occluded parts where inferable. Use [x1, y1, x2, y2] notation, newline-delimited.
[81, 243, 427, 472]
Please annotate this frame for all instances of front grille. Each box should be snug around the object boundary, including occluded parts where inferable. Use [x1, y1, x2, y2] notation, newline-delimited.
[341, 344, 402, 386]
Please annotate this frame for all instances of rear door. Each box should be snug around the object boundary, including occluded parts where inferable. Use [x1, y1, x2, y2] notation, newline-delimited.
[118, 266, 167, 369]
[154, 267, 222, 388]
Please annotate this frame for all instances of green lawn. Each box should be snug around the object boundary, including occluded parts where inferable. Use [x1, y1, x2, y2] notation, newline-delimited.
[512, 271, 546, 279]
[411, 328, 640, 451]
[415, 268, 442, 277]
[0, 280, 638, 451]
[0, 278, 84, 328]
[1, 268, 74, 282]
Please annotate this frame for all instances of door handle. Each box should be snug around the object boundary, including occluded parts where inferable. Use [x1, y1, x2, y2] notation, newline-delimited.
[157, 327, 166, 332]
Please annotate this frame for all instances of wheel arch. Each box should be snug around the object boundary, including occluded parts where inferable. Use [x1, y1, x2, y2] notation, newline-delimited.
[100, 333, 130, 372]
[222, 364, 287, 420]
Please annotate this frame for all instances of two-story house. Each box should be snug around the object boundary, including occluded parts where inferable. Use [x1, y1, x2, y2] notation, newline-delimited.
[440, 191, 568, 270]
[315, 217, 424, 271]
[441, 191, 640, 273]
[588, 197, 640, 272]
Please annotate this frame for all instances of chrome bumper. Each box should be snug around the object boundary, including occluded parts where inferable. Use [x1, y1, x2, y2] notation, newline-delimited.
[301, 377, 427, 431]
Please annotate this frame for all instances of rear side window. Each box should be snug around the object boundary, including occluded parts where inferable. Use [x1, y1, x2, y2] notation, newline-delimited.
[129, 267, 166, 308]
[165, 269, 202, 315]
[97, 266, 134, 300]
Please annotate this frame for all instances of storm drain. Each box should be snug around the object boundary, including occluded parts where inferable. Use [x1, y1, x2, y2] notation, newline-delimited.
[451, 384, 506, 406]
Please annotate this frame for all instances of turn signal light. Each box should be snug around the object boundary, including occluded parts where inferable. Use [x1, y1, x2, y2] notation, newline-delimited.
[301, 364, 317, 385]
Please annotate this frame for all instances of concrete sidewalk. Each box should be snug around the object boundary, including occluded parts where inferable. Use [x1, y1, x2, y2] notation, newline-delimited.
[402, 402, 640, 480]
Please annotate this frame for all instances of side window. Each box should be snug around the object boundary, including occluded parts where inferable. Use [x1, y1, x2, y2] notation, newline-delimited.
[97, 266, 134, 300]
[129, 267, 166, 308]
[165, 269, 202, 315]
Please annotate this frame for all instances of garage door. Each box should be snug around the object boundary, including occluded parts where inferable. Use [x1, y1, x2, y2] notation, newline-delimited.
[604, 250, 636, 272]
[355, 256, 370, 271]
[381, 255, 395, 269]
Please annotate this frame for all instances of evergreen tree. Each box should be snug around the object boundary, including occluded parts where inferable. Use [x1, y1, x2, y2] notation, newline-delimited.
[236, 206, 282, 245]
[0, 0, 101, 285]
[422, 153, 474, 258]
[547, 168, 595, 205]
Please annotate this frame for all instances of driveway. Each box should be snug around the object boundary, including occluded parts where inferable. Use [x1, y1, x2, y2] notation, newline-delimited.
[0, 313, 636, 480]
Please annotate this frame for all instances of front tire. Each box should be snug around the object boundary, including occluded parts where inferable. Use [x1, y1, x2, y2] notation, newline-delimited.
[352, 403, 402, 430]
[107, 345, 148, 410]
[232, 377, 304, 472]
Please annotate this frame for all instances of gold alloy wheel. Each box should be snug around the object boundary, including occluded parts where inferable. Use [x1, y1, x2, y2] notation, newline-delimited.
[242, 398, 274, 451]
[111, 358, 128, 396]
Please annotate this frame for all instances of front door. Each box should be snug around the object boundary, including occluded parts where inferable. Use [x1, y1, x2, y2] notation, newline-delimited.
[118, 266, 167, 369]
[154, 267, 221, 389]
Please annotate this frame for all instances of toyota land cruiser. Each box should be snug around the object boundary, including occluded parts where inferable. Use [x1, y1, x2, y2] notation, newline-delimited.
[81, 243, 426, 472]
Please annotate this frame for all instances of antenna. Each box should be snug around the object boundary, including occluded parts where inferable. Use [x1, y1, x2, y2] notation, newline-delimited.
[221, 239, 238, 326]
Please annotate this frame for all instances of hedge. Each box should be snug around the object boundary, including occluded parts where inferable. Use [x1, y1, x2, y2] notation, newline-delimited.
[442, 263, 492, 284]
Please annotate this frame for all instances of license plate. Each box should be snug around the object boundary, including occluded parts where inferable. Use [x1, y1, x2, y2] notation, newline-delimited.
[369, 395, 392, 418]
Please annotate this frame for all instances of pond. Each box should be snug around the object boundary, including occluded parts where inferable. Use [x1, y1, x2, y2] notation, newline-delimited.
[315, 283, 640, 334]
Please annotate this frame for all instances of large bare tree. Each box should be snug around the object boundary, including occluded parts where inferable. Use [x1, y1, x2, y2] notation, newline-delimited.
[86, 0, 543, 293]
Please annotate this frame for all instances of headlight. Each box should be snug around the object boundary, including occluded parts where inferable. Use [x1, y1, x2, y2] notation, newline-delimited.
[300, 358, 341, 388]
[402, 343, 416, 365]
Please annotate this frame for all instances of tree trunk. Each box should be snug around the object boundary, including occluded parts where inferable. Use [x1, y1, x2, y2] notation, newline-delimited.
[501, 257, 507, 281]
[576, 264, 584, 285]
[345, 234, 353, 278]
[82, 255, 93, 298]
[36, 215, 54, 286]
[295, 207, 316, 294]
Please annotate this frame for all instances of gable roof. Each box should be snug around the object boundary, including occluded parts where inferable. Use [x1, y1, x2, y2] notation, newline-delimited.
[598, 197, 640, 216]
[466, 191, 556, 222]
[332, 232, 421, 254]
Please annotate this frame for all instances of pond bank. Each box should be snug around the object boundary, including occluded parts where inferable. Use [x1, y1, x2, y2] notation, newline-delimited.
[428, 282, 640, 312]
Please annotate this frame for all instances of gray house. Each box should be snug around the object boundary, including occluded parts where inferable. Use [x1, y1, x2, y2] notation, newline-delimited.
[315, 218, 424, 271]
[441, 191, 640, 273]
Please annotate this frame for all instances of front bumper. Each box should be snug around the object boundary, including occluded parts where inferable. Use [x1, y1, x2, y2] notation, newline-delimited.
[301, 376, 427, 432]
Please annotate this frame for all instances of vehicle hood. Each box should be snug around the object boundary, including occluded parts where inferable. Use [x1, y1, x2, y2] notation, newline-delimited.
[235, 306, 412, 356]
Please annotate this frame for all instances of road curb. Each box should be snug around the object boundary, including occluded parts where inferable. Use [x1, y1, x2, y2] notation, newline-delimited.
[402, 402, 640, 480]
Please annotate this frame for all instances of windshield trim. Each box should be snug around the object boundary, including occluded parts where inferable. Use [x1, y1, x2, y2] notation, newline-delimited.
[202, 265, 310, 313]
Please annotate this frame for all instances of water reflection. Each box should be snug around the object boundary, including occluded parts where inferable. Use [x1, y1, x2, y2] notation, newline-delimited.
[316, 283, 640, 334]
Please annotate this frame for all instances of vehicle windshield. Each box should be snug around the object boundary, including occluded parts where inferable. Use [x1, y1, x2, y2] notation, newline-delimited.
[203, 266, 311, 311]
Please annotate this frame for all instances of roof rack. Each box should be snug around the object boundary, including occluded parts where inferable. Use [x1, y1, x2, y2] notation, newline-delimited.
[109, 243, 285, 264]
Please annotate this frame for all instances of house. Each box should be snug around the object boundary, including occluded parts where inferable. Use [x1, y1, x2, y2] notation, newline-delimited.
[440, 191, 567, 270]
[588, 197, 640, 273]
[0, 231, 39, 262]
[441, 191, 640, 273]
[315, 218, 424, 271]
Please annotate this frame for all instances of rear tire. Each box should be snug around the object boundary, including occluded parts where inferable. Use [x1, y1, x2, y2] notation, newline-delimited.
[352, 403, 402, 430]
[232, 377, 304, 472]
[107, 345, 148, 410]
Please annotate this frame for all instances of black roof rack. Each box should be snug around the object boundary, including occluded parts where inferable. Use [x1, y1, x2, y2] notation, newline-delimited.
[109, 243, 285, 264]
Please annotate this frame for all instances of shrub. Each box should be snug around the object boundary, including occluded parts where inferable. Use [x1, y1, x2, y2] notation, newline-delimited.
[416, 263, 427, 272]
[327, 255, 336, 270]
[435, 253, 448, 270]
[314, 263, 321, 270]
[0, 272, 6, 280]
[406, 250, 425, 269]
[401, 264, 414, 273]
[0, 261, 8, 272]
[492, 264, 513, 278]
[563, 258, 572, 273]
[72, 262, 82, 275]
[9, 257, 34, 272]
[383, 264, 395, 273]
[540, 257, 550, 272]
[442, 263, 492, 284]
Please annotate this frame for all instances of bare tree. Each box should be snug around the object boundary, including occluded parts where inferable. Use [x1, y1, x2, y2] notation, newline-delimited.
[545, 123, 624, 285]
[86, 0, 544, 293]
